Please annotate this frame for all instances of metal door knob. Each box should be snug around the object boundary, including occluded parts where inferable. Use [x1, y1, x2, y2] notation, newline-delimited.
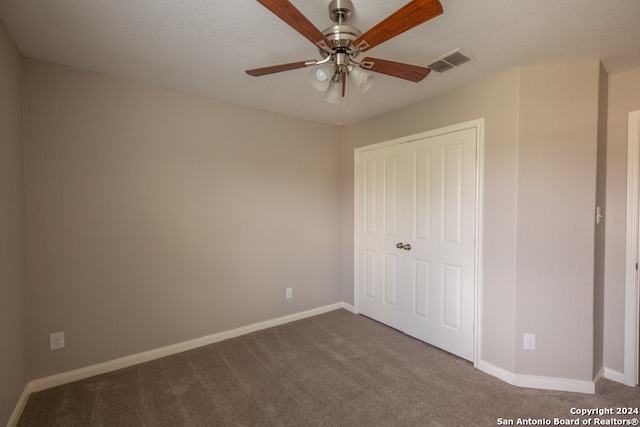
[402, 244, 411, 251]
[396, 242, 404, 249]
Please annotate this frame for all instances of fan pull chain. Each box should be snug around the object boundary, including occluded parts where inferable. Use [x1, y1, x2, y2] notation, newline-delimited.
[346, 76, 352, 114]
[337, 76, 353, 126]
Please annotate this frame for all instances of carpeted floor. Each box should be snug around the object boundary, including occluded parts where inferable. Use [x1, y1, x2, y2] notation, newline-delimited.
[18, 309, 640, 426]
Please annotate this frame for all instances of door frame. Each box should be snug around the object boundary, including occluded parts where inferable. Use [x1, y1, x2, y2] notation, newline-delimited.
[353, 118, 485, 366]
[625, 110, 640, 386]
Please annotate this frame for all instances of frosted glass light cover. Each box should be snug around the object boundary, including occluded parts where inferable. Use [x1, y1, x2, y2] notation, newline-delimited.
[348, 66, 375, 94]
[323, 80, 342, 103]
[309, 64, 334, 91]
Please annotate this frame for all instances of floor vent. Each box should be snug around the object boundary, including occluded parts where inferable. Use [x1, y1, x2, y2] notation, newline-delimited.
[426, 49, 473, 73]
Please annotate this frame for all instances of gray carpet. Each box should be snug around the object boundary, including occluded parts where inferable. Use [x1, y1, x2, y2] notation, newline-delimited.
[18, 309, 640, 426]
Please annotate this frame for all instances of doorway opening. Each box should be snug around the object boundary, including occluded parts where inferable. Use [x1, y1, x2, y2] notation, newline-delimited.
[625, 110, 640, 387]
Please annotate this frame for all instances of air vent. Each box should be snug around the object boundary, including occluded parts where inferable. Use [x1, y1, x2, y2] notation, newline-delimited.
[426, 49, 473, 73]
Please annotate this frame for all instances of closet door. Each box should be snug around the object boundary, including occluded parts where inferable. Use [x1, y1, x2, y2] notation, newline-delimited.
[355, 144, 405, 332]
[401, 128, 477, 361]
[355, 126, 477, 362]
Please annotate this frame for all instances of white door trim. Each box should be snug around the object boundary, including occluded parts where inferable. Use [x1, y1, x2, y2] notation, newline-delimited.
[353, 118, 484, 365]
[625, 110, 640, 386]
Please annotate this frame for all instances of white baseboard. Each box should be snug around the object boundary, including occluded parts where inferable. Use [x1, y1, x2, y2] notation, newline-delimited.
[476, 359, 517, 385]
[476, 360, 596, 394]
[7, 302, 353, 426]
[594, 366, 605, 386]
[513, 373, 595, 394]
[7, 384, 32, 427]
[604, 367, 625, 384]
[21, 302, 353, 398]
[21, 304, 626, 423]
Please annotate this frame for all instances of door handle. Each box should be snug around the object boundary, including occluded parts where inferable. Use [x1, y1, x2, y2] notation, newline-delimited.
[402, 244, 411, 251]
[396, 242, 405, 249]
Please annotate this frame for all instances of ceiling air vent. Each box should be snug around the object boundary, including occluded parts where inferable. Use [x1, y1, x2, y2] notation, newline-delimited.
[426, 49, 473, 73]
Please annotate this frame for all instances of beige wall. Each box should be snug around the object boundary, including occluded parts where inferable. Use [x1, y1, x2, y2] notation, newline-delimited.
[22, 59, 343, 379]
[514, 61, 601, 381]
[342, 61, 607, 382]
[604, 67, 640, 373]
[0, 20, 26, 424]
[341, 68, 521, 373]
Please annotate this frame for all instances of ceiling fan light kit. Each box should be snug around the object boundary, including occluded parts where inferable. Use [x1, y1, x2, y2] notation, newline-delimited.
[247, 0, 443, 104]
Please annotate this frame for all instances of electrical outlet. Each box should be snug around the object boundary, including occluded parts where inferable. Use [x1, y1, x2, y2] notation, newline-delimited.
[285, 287, 293, 299]
[50, 332, 65, 351]
[524, 333, 535, 351]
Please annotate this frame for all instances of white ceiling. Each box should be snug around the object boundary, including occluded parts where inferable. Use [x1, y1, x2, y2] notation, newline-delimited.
[1, 0, 639, 126]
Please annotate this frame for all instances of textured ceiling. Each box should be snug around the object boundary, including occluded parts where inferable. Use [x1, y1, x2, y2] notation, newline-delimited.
[1, 0, 639, 126]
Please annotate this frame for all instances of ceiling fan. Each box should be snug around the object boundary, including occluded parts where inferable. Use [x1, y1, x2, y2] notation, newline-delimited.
[246, 0, 443, 103]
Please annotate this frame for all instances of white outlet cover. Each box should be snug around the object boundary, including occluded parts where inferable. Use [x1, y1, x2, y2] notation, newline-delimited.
[50, 332, 65, 350]
[523, 333, 535, 351]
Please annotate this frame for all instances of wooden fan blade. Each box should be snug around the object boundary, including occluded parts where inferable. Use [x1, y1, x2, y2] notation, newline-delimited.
[257, 0, 334, 50]
[353, 0, 443, 52]
[361, 57, 431, 82]
[246, 60, 312, 76]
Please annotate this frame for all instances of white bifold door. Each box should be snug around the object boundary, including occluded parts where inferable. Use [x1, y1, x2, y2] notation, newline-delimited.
[355, 124, 478, 362]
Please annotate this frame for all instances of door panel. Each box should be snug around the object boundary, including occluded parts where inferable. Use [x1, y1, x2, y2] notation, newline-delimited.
[412, 259, 431, 319]
[413, 149, 432, 242]
[383, 156, 398, 237]
[363, 159, 377, 235]
[363, 249, 376, 299]
[404, 128, 476, 361]
[383, 253, 397, 307]
[442, 144, 463, 245]
[356, 145, 404, 331]
[442, 263, 462, 331]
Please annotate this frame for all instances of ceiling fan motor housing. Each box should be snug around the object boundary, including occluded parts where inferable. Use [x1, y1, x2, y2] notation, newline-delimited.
[328, 0, 354, 23]
[322, 24, 361, 49]
[321, 0, 362, 64]
[319, 24, 362, 73]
